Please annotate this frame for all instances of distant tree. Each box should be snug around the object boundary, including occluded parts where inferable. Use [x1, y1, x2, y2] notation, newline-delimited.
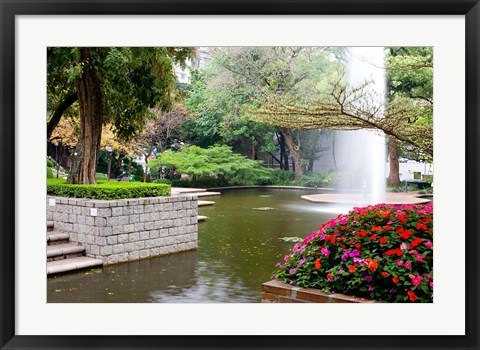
[386, 47, 433, 185]
[190, 47, 340, 178]
[47, 47, 193, 184]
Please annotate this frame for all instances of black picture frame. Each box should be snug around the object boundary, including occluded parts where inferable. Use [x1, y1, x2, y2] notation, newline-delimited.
[1, 1, 478, 349]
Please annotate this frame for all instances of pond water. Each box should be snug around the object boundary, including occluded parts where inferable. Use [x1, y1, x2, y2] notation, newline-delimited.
[47, 188, 340, 303]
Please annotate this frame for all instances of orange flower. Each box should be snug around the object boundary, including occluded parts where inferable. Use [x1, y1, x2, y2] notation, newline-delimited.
[315, 259, 321, 270]
[364, 258, 378, 272]
[371, 226, 382, 232]
[348, 265, 356, 273]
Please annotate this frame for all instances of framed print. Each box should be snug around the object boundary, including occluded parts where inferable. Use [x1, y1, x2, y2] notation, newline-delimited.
[1, 0, 479, 349]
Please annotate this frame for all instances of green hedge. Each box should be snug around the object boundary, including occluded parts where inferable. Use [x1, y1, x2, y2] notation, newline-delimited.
[47, 179, 171, 200]
[47, 167, 54, 179]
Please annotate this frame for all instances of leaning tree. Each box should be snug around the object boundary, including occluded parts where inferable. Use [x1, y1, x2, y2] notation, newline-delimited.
[47, 47, 193, 184]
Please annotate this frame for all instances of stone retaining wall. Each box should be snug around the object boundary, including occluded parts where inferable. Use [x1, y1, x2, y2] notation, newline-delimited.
[262, 280, 376, 303]
[47, 195, 198, 265]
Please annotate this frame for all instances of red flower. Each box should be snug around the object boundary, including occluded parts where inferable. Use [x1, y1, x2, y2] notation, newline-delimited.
[398, 216, 407, 223]
[395, 248, 403, 256]
[371, 226, 382, 232]
[416, 223, 427, 230]
[381, 271, 388, 278]
[370, 234, 377, 241]
[355, 243, 361, 250]
[407, 290, 417, 302]
[396, 226, 404, 233]
[409, 237, 423, 249]
[341, 245, 347, 250]
[349, 239, 355, 243]
[379, 237, 388, 244]
[392, 276, 399, 284]
[315, 259, 321, 270]
[327, 273, 333, 281]
[399, 229, 413, 240]
[348, 265, 356, 273]
[340, 226, 348, 231]
[356, 231, 368, 238]
[327, 235, 336, 245]
[383, 225, 391, 231]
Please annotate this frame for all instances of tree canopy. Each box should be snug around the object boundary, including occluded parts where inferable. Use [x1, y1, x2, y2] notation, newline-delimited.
[47, 47, 194, 183]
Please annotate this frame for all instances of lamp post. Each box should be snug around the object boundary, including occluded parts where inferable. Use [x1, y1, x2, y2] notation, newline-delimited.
[54, 141, 59, 178]
[106, 146, 113, 181]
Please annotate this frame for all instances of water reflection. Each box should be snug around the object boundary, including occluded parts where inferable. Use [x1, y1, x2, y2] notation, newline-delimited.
[48, 189, 338, 303]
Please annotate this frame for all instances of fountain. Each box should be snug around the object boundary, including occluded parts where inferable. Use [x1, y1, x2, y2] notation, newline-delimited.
[302, 47, 429, 208]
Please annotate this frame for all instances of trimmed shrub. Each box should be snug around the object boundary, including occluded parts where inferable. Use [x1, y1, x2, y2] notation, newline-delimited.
[47, 167, 54, 179]
[47, 159, 54, 168]
[273, 203, 433, 303]
[298, 172, 335, 188]
[47, 179, 171, 200]
[95, 172, 108, 180]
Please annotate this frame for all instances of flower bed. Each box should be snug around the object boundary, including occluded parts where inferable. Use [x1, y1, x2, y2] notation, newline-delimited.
[272, 203, 433, 303]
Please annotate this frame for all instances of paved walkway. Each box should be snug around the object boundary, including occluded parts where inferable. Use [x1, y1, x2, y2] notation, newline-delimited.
[301, 192, 431, 206]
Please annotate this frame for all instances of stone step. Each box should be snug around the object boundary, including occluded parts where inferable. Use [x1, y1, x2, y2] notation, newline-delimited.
[198, 200, 215, 207]
[47, 243, 85, 261]
[47, 256, 104, 275]
[47, 231, 70, 245]
[194, 191, 221, 197]
[47, 221, 54, 231]
[198, 215, 208, 222]
[171, 187, 207, 195]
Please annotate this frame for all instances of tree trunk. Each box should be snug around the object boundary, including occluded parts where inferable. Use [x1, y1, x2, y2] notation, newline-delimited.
[387, 136, 401, 186]
[280, 127, 304, 178]
[67, 48, 103, 184]
[251, 141, 256, 160]
[277, 132, 288, 170]
[332, 132, 338, 173]
[47, 92, 78, 141]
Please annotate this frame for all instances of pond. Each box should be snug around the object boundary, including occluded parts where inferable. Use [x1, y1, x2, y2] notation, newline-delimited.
[47, 188, 340, 303]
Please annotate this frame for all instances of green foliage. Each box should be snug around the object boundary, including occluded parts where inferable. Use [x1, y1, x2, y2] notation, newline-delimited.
[47, 167, 54, 179]
[273, 203, 433, 303]
[150, 145, 269, 186]
[48, 47, 194, 142]
[47, 179, 171, 200]
[297, 172, 336, 188]
[47, 159, 54, 168]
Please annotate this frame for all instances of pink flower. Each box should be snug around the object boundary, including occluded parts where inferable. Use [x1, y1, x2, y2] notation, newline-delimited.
[405, 262, 412, 269]
[416, 255, 423, 262]
[429, 281, 434, 288]
[425, 240, 433, 247]
[397, 260, 404, 266]
[321, 248, 331, 257]
[400, 243, 408, 250]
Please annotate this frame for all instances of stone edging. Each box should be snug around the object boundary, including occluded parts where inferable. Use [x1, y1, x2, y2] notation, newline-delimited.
[47, 195, 198, 265]
[262, 280, 376, 303]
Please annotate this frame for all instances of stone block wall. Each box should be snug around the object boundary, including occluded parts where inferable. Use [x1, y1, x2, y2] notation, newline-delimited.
[47, 195, 198, 265]
[261, 280, 376, 303]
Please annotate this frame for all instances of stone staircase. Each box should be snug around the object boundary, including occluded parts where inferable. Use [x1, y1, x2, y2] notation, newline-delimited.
[47, 221, 103, 275]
